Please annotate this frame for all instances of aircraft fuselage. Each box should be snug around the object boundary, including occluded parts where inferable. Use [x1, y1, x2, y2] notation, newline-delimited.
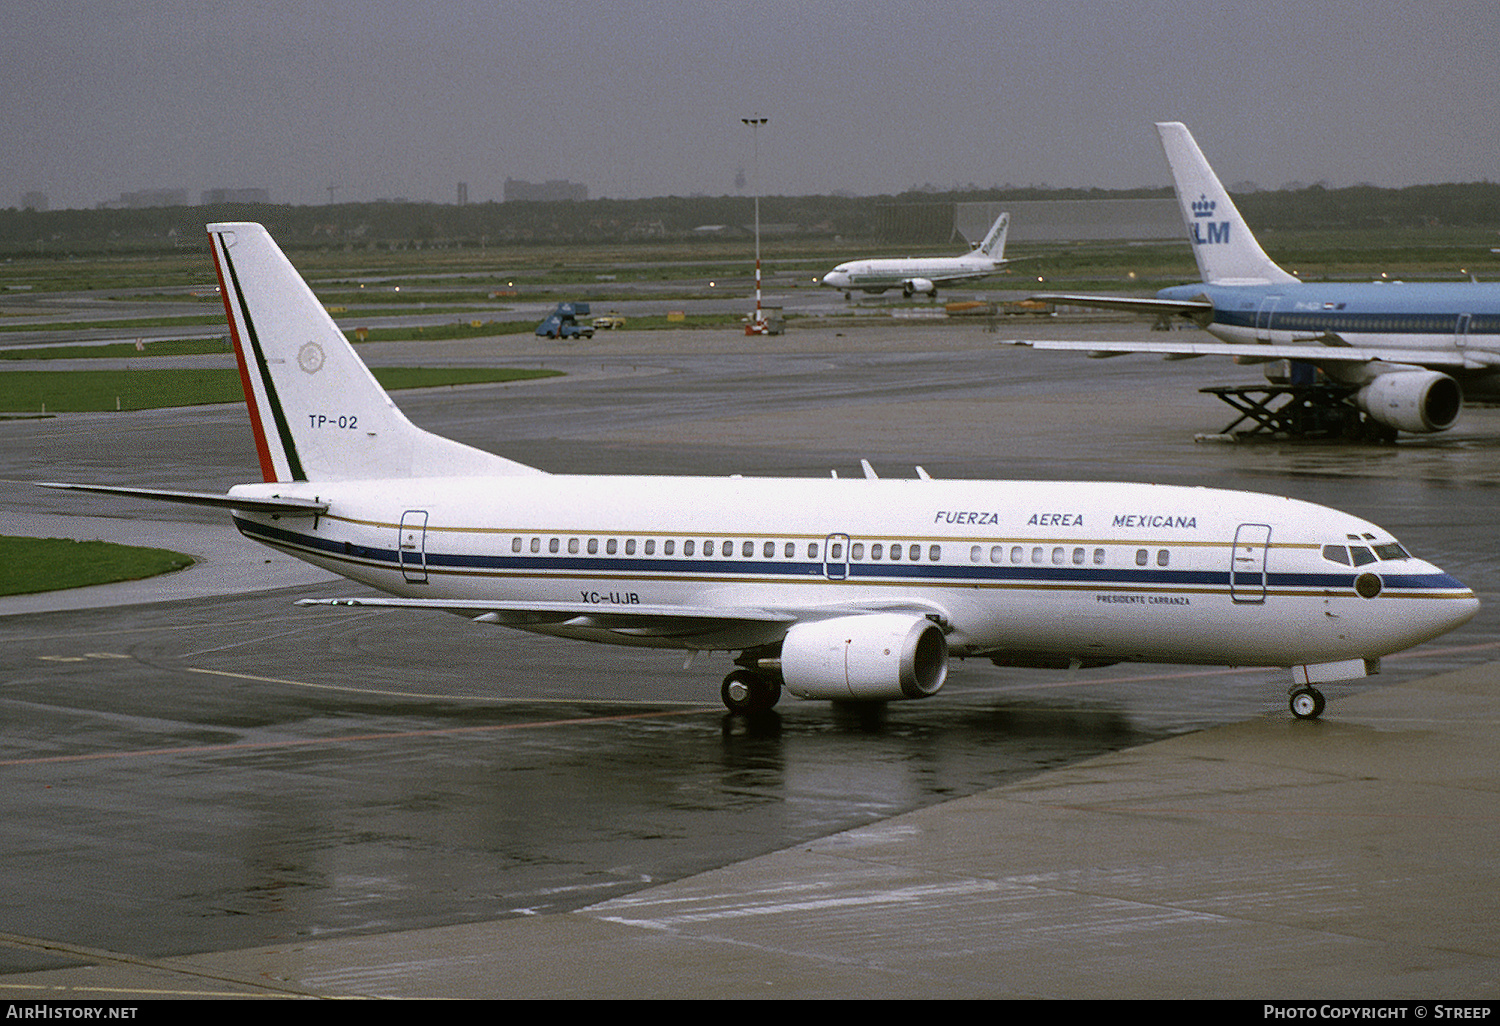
[230, 474, 1475, 669]
[1161, 281, 1500, 397]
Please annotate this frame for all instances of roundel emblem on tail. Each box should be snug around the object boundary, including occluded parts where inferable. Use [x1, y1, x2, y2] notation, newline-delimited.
[298, 342, 326, 374]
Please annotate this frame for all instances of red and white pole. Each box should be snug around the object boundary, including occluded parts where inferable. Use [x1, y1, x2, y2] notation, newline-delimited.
[742, 115, 768, 335]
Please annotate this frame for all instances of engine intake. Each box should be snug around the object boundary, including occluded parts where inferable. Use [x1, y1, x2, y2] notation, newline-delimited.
[780, 613, 948, 702]
[1356, 371, 1461, 434]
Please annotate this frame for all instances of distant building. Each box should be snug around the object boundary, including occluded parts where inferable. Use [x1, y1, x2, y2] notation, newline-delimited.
[201, 188, 270, 205]
[504, 177, 587, 202]
[21, 191, 47, 212]
[958, 199, 1181, 243]
[121, 189, 189, 208]
[457, 182, 469, 205]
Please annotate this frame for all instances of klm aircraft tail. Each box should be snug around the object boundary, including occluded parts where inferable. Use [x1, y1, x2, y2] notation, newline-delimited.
[1155, 123, 1298, 286]
[208, 222, 542, 483]
[976, 212, 1010, 260]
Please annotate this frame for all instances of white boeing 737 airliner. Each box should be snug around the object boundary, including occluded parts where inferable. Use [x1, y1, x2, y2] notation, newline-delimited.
[821, 212, 1010, 298]
[1020, 122, 1500, 438]
[45, 223, 1478, 720]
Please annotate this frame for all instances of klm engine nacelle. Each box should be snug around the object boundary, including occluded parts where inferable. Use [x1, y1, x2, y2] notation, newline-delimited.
[1356, 370, 1462, 434]
[780, 613, 948, 702]
[902, 278, 936, 298]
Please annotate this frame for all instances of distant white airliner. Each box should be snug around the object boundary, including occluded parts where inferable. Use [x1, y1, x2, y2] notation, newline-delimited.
[1018, 122, 1500, 438]
[821, 212, 1011, 298]
[44, 223, 1478, 720]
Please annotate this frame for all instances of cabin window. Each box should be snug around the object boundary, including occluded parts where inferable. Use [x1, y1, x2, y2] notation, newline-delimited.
[625, 539, 636, 555]
[1322, 545, 1351, 565]
[644, 539, 655, 555]
[566, 538, 578, 554]
[971, 545, 983, 562]
[1072, 547, 1085, 566]
[851, 543, 865, 560]
[1052, 547, 1066, 565]
[512, 537, 522, 553]
[786, 542, 797, 558]
[830, 542, 843, 560]
[1136, 548, 1148, 566]
[1093, 548, 1105, 565]
[871, 543, 883, 560]
[808, 542, 819, 559]
[606, 538, 617, 555]
[550, 538, 560, 554]
[889, 543, 901, 561]
[531, 538, 541, 553]
[1010, 545, 1023, 563]
[663, 540, 674, 555]
[929, 545, 942, 561]
[684, 540, 695, 556]
[1032, 546, 1044, 564]
[1157, 549, 1170, 567]
[587, 538, 598, 555]
[990, 545, 1004, 563]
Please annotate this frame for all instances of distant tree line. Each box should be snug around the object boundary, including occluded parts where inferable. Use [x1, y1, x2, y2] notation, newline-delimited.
[1, 182, 1497, 258]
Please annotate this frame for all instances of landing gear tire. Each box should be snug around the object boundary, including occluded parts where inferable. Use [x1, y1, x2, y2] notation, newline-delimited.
[1289, 686, 1326, 720]
[721, 670, 781, 715]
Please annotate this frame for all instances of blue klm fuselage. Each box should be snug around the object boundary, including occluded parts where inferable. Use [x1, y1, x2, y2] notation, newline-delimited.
[1156, 280, 1500, 399]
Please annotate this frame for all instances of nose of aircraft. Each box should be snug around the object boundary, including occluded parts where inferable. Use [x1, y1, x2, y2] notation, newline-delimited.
[1394, 564, 1479, 649]
[821, 271, 845, 288]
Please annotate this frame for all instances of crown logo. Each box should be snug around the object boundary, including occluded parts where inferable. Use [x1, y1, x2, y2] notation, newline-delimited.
[1191, 194, 1216, 218]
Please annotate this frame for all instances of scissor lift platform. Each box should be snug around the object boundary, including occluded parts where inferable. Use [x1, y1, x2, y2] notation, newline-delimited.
[1198, 383, 1397, 443]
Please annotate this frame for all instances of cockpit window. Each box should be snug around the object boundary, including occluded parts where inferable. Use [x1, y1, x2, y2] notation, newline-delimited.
[1322, 545, 1351, 566]
[1327, 541, 1411, 565]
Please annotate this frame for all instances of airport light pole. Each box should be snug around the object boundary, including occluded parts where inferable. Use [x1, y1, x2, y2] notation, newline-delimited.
[741, 115, 768, 334]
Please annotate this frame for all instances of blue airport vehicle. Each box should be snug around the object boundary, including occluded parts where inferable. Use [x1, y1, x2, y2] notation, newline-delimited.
[536, 302, 594, 339]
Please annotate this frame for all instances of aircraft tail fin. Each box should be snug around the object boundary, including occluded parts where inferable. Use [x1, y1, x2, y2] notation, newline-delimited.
[208, 222, 542, 483]
[976, 212, 1010, 260]
[1155, 123, 1298, 286]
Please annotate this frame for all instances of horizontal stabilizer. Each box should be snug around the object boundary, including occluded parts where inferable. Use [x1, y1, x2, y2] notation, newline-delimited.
[37, 482, 328, 514]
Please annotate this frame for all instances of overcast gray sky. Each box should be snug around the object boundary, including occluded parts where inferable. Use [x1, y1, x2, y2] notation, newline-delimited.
[5, 0, 1499, 209]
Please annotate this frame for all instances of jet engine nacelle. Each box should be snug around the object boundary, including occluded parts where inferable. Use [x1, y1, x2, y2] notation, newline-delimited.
[780, 613, 948, 702]
[903, 278, 936, 298]
[1355, 370, 1462, 434]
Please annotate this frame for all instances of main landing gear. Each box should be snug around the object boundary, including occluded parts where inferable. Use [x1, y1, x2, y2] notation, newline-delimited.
[1289, 686, 1326, 720]
[721, 669, 781, 715]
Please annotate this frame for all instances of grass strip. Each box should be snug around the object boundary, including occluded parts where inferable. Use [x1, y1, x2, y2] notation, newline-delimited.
[0, 366, 562, 412]
[0, 535, 195, 597]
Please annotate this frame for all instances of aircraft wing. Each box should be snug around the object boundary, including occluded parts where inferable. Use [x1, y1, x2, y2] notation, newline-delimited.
[1032, 293, 1214, 317]
[37, 482, 329, 514]
[1002, 338, 1490, 370]
[298, 595, 949, 639]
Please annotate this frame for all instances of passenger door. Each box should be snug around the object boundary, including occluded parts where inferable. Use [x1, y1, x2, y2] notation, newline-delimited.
[1231, 523, 1271, 604]
[399, 510, 429, 584]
